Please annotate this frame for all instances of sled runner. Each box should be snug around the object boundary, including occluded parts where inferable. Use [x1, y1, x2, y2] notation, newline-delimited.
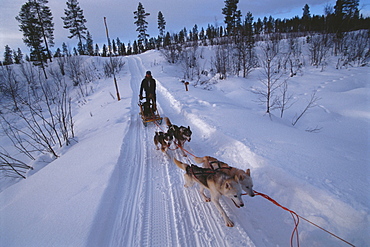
[138, 98, 162, 127]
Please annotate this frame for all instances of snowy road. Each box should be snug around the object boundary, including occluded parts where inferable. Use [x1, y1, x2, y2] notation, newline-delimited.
[87, 56, 258, 246]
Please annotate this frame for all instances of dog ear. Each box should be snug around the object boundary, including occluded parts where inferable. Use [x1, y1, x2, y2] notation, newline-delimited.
[188, 126, 190, 130]
[238, 174, 244, 181]
[225, 182, 231, 190]
[246, 168, 251, 176]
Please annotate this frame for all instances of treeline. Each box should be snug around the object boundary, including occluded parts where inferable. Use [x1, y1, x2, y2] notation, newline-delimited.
[2, 0, 369, 66]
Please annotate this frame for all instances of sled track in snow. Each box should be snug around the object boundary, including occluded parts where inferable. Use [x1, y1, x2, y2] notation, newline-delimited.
[89, 56, 257, 246]
[108, 57, 179, 246]
[123, 57, 256, 246]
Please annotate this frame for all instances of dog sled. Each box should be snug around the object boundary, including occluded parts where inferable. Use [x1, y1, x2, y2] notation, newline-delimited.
[138, 98, 162, 127]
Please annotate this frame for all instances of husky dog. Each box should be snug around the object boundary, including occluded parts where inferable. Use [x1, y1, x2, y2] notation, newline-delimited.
[154, 131, 172, 152]
[165, 117, 192, 154]
[194, 156, 255, 197]
[174, 158, 244, 227]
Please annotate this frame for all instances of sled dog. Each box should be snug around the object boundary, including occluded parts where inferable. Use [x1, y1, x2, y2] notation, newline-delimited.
[194, 156, 255, 197]
[174, 158, 244, 227]
[154, 131, 172, 152]
[165, 117, 192, 154]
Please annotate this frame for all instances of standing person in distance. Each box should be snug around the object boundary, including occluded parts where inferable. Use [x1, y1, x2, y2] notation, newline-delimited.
[139, 71, 157, 111]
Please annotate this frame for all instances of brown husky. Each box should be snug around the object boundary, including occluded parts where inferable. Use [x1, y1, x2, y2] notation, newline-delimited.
[174, 158, 244, 227]
[194, 156, 255, 197]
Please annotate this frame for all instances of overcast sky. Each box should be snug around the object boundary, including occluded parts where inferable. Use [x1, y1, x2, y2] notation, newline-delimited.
[1, 0, 369, 54]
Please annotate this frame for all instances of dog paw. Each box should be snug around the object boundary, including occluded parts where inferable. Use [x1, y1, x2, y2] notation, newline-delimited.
[225, 219, 234, 227]
[202, 196, 211, 202]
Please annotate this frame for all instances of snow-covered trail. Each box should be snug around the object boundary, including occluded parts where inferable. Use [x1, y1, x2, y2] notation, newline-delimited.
[87, 56, 179, 246]
[86, 56, 259, 246]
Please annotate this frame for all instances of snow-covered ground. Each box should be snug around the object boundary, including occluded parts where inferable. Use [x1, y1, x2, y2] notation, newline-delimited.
[1, 48, 369, 246]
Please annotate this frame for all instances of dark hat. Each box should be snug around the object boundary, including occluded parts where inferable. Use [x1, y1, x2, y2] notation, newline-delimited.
[146, 71, 152, 75]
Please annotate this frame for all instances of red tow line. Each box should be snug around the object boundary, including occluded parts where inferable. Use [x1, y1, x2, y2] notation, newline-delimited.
[153, 119, 355, 247]
[250, 190, 356, 247]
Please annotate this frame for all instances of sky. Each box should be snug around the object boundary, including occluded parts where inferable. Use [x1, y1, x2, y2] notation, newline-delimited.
[1, 0, 369, 55]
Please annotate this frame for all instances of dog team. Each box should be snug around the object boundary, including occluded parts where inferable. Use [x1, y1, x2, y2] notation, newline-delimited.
[154, 117, 192, 155]
[152, 117, 255, 227]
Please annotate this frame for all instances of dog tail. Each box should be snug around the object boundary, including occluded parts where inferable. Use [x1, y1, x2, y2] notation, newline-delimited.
[164, 117, 172, 127]
[173, 158, 188, 170]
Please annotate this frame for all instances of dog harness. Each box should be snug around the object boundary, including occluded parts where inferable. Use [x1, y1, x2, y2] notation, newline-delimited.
[186, 164, 217, 187]
[209, 161, 232, 172]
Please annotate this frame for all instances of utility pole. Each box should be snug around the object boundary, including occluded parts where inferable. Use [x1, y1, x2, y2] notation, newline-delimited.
[104, 17, 121, 101]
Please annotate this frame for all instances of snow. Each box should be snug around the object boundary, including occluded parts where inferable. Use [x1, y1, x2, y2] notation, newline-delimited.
[1, 46, 369, 246]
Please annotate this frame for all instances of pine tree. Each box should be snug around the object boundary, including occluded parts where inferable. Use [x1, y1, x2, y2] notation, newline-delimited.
[126, 42, 132, 55]
[102, 44, 107, 57]
[34, 0, 54, 62]
[54, 48, 62, 57]
[222, 0, 241, 36]
[16, 0, 54, 77]
[244, 12, 254, 47]
[112, 39, 117, 55]
[3, 45, 13, 65]
[302, 4, 311, 18]
[134, 2, 150, 52]
[94, 44, 100, 56]
[163, 32, 171, 47]
[14, 48, 23, 64]
[133, 40, 139, 54]
[192, 24, 199, 41]
[206, 24, 216, 45]
[62, 42, 69, 56]
[86, 31, 94, 56]
[254, 18, 263, 35]
[335, 0, 359, 19]
[302, 4, 311, 32]
[62, 0, 88, 55]
[158, 11, 166, 38]
[116, 38, 122, 55]
[121, 43, 126, 56]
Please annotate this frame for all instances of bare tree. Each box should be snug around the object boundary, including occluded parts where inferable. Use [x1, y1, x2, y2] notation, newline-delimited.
[0, 149, 33, 179]
[103, 57, 125, 78]
[161, 41, 182, 64]
[179, 44, 200, 81]
[56, 56, 66, 76]
[254, 40, 286, 114]
[65, 55, 83, 86]
[212, 39, 231, 79]
[1, 64, 76, 160]
[285, 34, 304, 77]
[292, 90, 321, 126]
[233, 34, 257, 78]
[308, 33, 332, 70]
[0, 66, 21, 111]
[276, 79, 294, 118]
[336, 30, 370, 68]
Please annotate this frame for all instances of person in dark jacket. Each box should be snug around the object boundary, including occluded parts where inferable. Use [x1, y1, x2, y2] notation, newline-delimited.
[139, 71, 156, 111]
